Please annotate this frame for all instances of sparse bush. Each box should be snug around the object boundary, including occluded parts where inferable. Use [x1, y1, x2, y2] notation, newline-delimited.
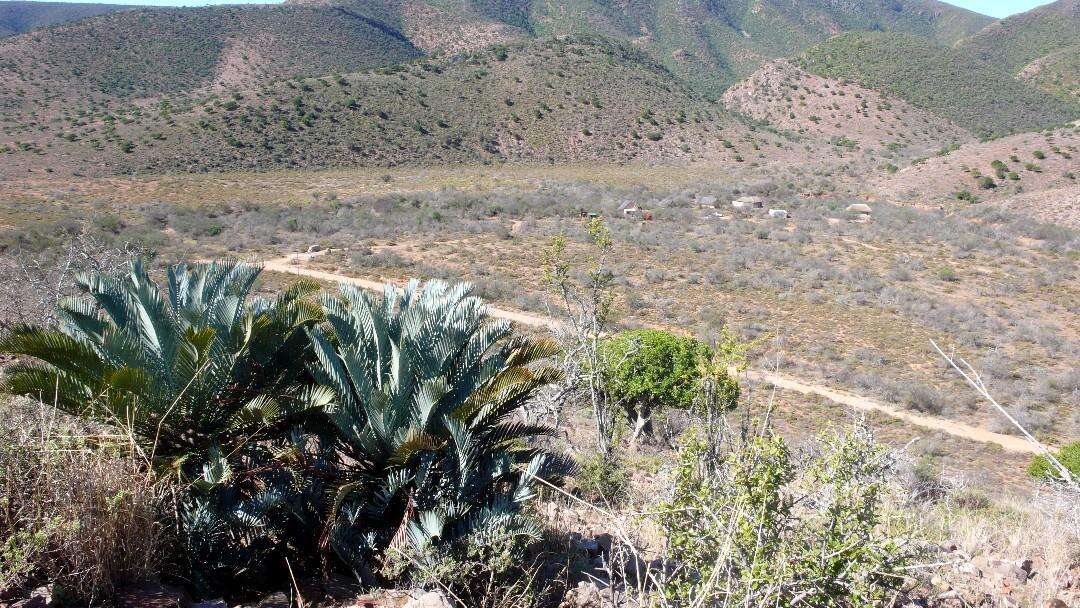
[657, 423, 921, 606]
[936, 266, 959, 282]
[573, 452, 630, 505]
[381, 517, 553, 608]
[955, 190, 978, 203]
[0, 398, 164, 602]
[1028, 441, 1080, 482]
[904, 383, 944, 414]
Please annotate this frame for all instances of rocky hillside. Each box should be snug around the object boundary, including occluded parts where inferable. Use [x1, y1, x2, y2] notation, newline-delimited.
[0, 0, 132, 37]
[0, 0, 993, 107]
[797, 31, 1079, 138]
[722, 59, 972, 160]
[2, 37, 806, 175]
[5, 0, 1074, 179]
[873, 123, 1079, 213]
[284, 0, 530, 56]
[0, 4, 424, 109]
[509, 0, 993, 95]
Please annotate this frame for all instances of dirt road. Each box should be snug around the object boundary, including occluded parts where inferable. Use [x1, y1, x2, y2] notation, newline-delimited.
[264, 252, 552, 328]
[264, 252, 1042, 455]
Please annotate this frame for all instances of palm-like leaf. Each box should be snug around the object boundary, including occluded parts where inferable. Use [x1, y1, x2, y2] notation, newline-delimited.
[1, 259, 321, 467]
[308, 279, 571, 573]
[0, 259, 327, 595]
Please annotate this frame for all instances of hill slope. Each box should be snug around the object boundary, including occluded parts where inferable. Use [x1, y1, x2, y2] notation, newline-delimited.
[954, 0, 1080, 101]
[722, 59, 972, 159]
[873, 123, 1080, 208]
[0, 4, 424, 108]
[2, 37, 799, 175]
[1, 0, 993, 109]
[0, 0, 133, 37]
[427, 0, 995, 95]
[797, 31, 1079, 138]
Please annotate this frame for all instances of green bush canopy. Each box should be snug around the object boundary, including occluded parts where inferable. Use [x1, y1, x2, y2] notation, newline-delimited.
[599, 328, 711, 437]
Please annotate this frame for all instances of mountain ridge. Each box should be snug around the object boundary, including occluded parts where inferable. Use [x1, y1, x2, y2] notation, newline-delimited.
[0, 0, 134, 37]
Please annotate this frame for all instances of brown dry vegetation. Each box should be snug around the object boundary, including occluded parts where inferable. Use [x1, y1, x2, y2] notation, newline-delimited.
[2, 165, 1074, 494]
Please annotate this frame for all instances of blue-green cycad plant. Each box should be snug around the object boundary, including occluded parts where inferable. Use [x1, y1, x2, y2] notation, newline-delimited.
[308, 280, 571, 580]
[0, 259, 330, 594]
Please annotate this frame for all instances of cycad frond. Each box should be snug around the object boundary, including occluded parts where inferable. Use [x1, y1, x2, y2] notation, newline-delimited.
[310, 279, 570, 571]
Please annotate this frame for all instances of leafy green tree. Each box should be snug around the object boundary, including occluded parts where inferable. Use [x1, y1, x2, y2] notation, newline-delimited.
[307, 280, 571, 582]
[0, 259, 328, 594]
[599, 329, 711, 439]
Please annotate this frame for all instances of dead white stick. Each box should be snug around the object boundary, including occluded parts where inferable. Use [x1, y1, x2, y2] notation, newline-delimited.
[930, 339, 1074, 486]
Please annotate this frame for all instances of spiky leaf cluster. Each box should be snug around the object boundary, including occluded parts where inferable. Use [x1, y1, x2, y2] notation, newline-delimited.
[0, 259, 330, 594]
[308, 280, 572, 575]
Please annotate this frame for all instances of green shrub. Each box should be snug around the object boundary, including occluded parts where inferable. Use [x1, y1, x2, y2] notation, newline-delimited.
[1028, 441, 1080, 481]
[936, 266, 959, 282]
[573, 452, 630, 505]
[658, 425, 920, 606]
[599, 329, 710, 437]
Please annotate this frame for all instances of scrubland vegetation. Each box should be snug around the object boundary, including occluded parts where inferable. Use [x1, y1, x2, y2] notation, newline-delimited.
[796, 31, 1079, 138]
[0, 237, 1075, 607]
[0, 1, 132, 37]
[0, 0, 1078, 606]
[2, 172, 1076, 452]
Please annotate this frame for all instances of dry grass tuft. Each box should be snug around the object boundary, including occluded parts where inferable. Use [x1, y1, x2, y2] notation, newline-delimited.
[0, 397, 165, 603]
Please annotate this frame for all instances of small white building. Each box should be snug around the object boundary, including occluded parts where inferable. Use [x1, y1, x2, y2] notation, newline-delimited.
[618, 200, 640, 216]
[732, 196, 764, 209]
[768, 209, 789, 219]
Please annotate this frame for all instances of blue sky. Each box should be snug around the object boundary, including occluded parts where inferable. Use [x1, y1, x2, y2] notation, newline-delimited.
[943, 0, 1057, 17]
[12, 0, 1058, 16]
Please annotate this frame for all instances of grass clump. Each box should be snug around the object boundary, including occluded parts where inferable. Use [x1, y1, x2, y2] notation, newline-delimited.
[0, 398, 163, 602]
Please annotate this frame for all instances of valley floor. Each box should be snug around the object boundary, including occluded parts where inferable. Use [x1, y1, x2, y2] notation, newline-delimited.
[3, 160, 1075, 495]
